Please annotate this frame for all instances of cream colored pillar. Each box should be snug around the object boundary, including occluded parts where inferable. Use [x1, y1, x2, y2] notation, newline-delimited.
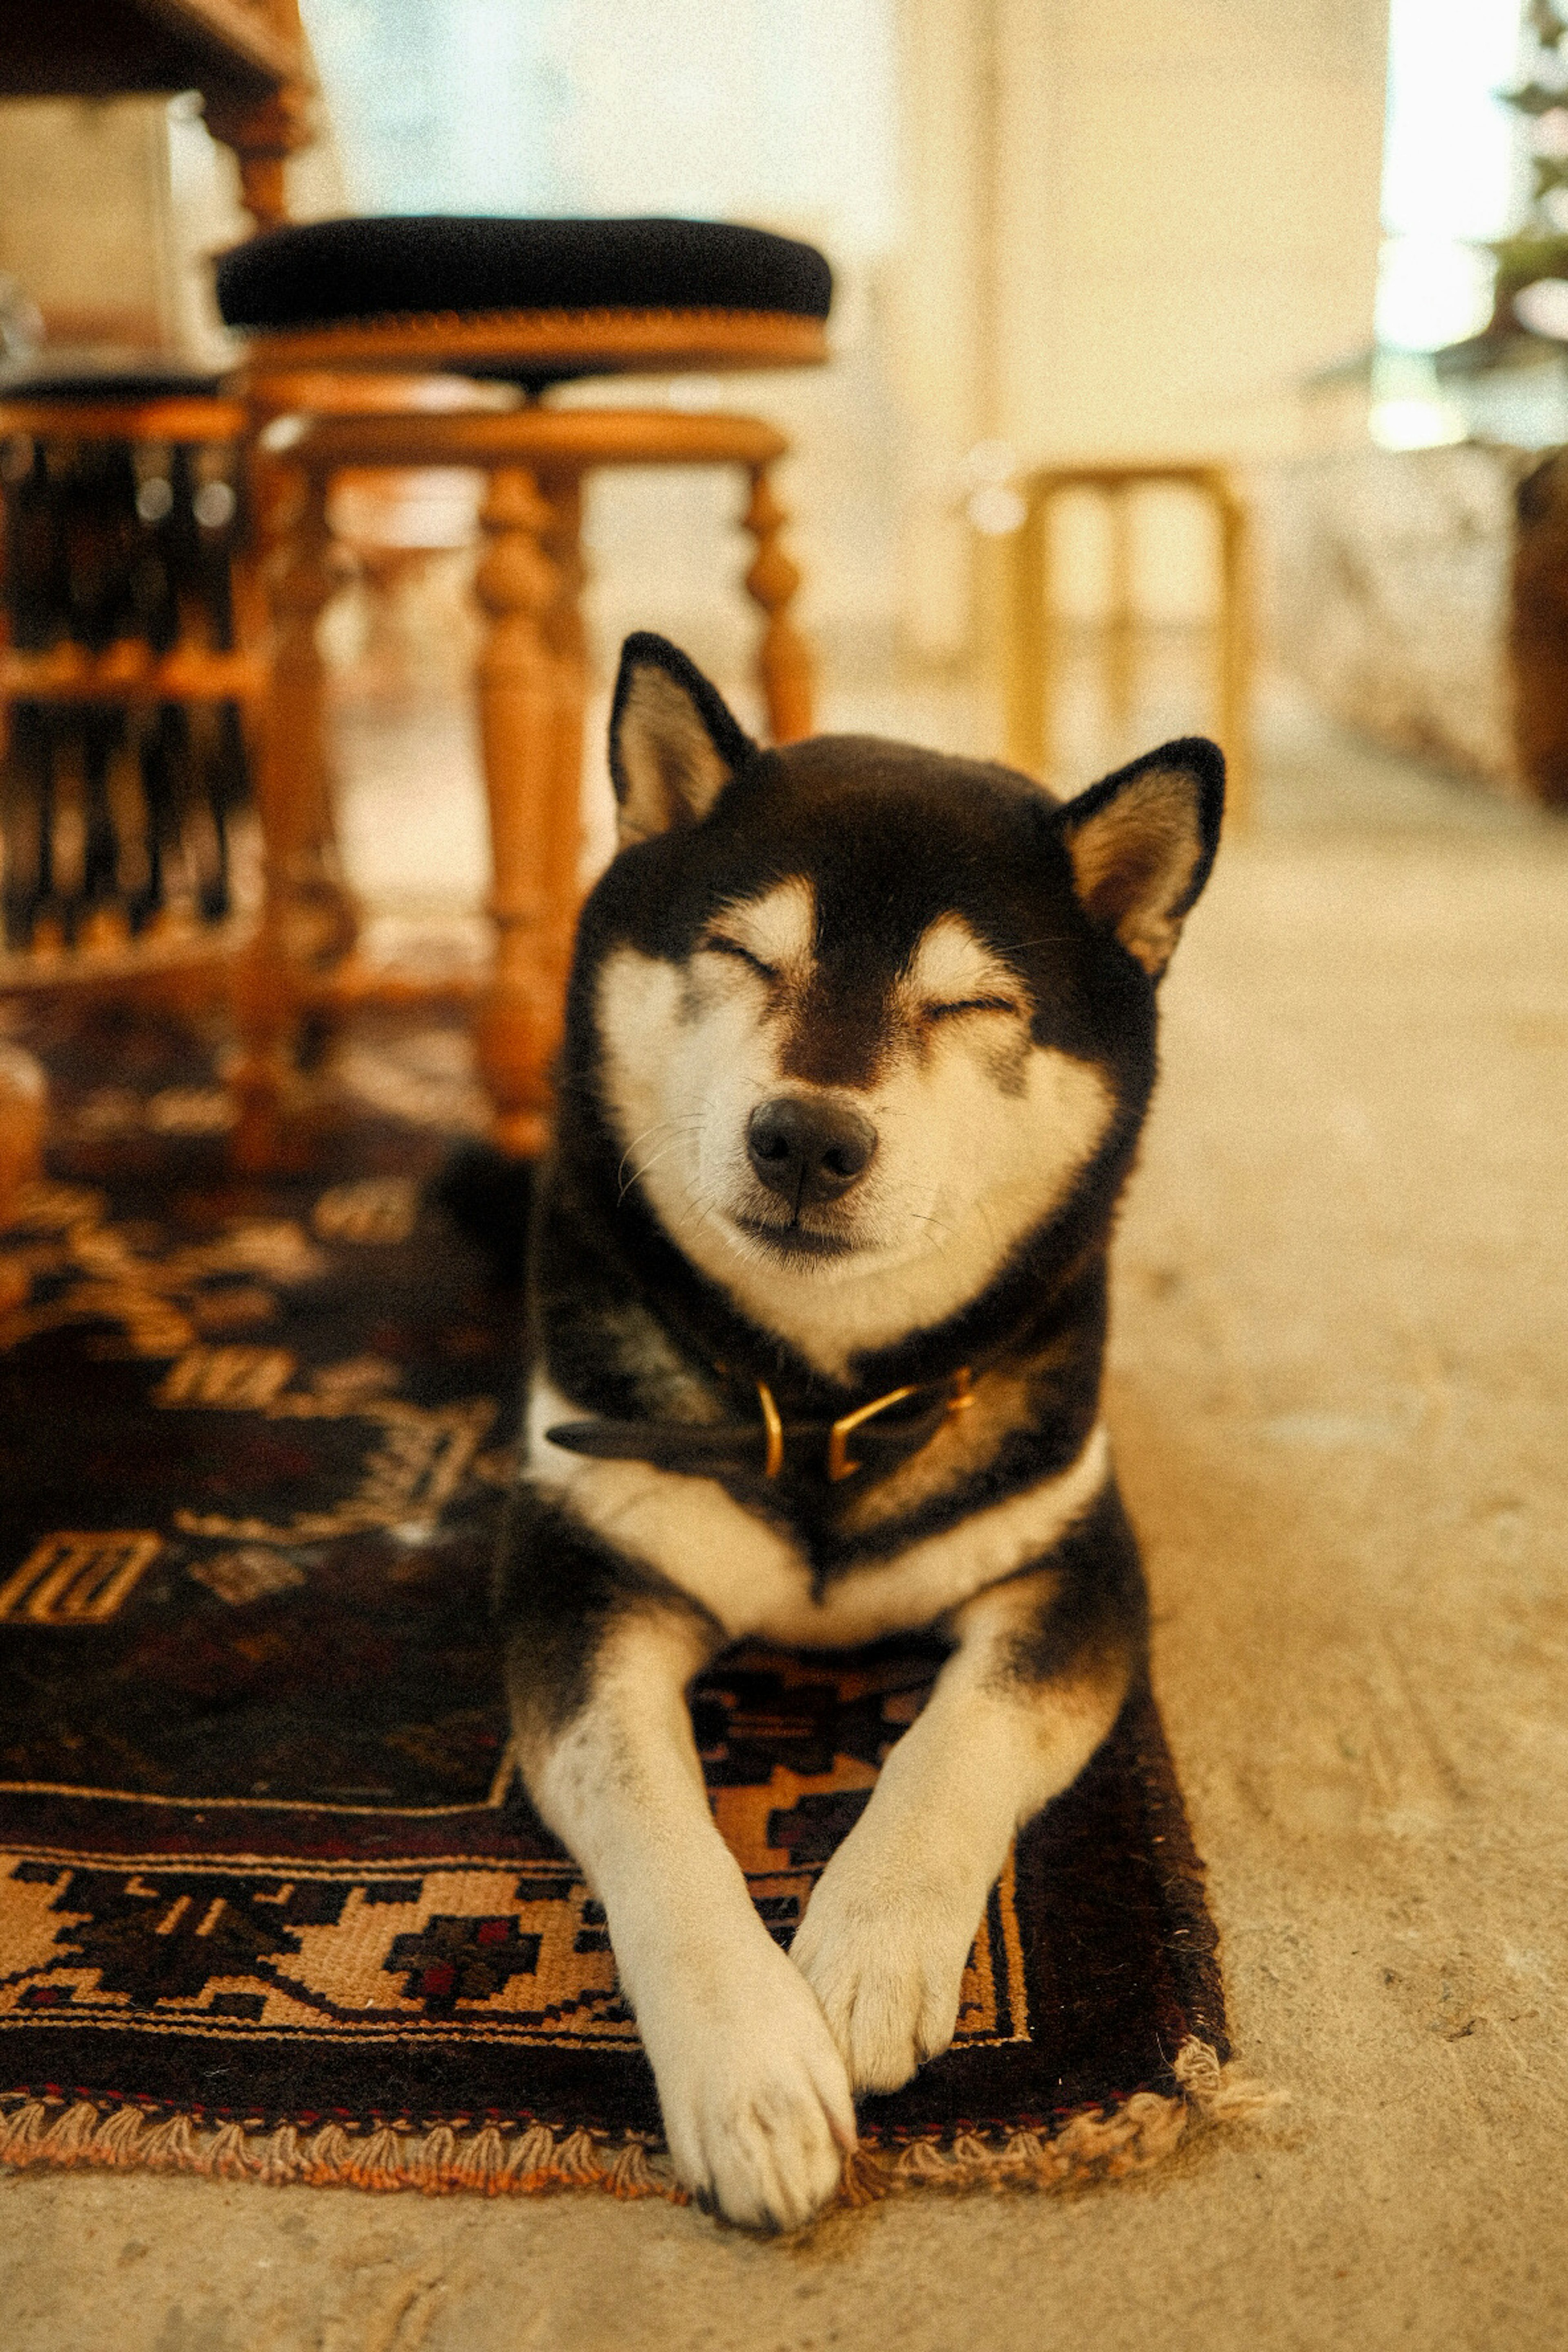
[890, 0, 1390, 657]
[991, 0, 1390, 466]
[887, 0, 993, 665]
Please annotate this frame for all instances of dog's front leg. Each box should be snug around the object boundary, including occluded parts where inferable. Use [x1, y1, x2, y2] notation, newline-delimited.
[503, 1534, 855, 2228]
[791, 1491, 1145, 2096]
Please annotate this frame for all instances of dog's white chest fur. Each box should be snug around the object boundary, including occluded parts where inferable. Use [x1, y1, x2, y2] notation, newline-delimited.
[526, 1378, 1109, 1647]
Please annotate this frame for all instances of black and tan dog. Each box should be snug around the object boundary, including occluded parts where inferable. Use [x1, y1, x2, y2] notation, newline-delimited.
[496, 633, 1223, 2229]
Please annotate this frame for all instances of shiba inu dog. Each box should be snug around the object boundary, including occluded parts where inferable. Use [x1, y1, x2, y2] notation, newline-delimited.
[496, 633, 1223, 2230]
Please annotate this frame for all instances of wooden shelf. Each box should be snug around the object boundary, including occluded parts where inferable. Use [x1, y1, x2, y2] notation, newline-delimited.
[0, 922, 244, 998]
[0, 645, 267, 704]
[0, 396, 248, 444]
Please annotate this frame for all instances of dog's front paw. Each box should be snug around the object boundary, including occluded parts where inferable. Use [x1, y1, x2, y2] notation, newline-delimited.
[639, 1931, 856, 2231]
[791, 1860, 978, 2096]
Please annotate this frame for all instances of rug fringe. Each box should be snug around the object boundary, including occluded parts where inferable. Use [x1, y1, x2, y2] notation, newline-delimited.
[347, 2123, 405, 2190]
[0, 2038, 1280, 2208]
[1172, 2034, 1285, 2123]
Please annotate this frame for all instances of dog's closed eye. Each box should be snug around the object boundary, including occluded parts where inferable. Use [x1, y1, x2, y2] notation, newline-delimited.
[702, 934, 779, 981]
[926, 996, 1020, 1021]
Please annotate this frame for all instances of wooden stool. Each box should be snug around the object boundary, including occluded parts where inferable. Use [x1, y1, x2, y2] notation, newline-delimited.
[1001, 464, 1253, 827]
[215, 217, 831, 1167]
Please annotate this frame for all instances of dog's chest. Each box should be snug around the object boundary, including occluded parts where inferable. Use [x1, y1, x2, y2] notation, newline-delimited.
[526, 1377, 1107, 1647]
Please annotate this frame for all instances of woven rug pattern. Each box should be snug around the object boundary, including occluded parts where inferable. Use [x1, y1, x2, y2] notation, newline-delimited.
[0, 1007, 1238, 2201]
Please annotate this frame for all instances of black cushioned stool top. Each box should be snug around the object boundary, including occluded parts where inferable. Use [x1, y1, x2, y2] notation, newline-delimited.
[216, 216, 833, 336]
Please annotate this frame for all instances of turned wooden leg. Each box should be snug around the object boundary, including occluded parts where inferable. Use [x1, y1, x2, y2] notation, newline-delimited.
[202, 4, 311, 237]
[203, 87, 309, 236]
[538, 463, 588, 912]
[231, 459, 357, 1171]
[0, 1045, 45, 1235]
[472, 463, 582, 1157]
[1105, 485, 1136, 740]
[1217, 488, 1254, 831]
[743, 460, 813, 743]
[1004, 488, 1052, 779]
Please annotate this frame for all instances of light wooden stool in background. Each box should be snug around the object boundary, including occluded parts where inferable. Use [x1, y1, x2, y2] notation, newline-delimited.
[1001, 464, 1254, 826]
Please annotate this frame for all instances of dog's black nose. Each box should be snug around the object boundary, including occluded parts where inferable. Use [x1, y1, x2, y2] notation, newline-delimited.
[746, 1096, 877, 1207]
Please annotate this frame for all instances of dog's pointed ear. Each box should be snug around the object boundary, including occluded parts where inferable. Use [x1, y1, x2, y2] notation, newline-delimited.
[1056, 737, 1225, 980]
[608, 633, 757, 849]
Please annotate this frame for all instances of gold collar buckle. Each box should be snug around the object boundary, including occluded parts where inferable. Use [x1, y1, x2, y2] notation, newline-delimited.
[756, 1380, 785, 1479]
[756, 1368, 974, 1481]
[826, 1365, 974, 1482]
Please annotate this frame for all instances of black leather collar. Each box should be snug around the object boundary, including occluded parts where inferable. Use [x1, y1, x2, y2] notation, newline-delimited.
[545, 1367, 974, 1486]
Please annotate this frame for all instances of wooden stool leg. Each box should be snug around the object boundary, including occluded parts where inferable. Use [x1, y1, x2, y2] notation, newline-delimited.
[231, 459, 357, 1171]
[1218, 490, 1253, 831]
[472, 463, 581, 1158]
[539, 465, 588, 910]
[202, 80, 312, 237]
[743, 460, 813, 743]
[1106, 485, 1135, 741]
[1004, 487, 1051, 778]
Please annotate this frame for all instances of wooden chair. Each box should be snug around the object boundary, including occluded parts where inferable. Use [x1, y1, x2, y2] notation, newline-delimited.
[215, 216, 830, 1166]
[0, 0, 310, 1145]
[0, 373, 264, 989]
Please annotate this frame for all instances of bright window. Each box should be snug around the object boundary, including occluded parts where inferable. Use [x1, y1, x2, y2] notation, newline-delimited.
[1377, 0, 1525, 350]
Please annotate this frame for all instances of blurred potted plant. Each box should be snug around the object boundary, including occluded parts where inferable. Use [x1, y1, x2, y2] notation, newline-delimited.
[1487, 1, 1568, 335]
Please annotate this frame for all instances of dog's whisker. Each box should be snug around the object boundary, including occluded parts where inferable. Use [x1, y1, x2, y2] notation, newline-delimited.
[615, 1121, 675, 1200]
[619, 1136, 695, 1203]
[616, 1113, 694, 1173]
[906, 1210, 956, 1239]
[616, 1117, 704, 1204]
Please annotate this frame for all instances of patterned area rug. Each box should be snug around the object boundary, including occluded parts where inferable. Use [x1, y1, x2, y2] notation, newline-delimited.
[0, 1004, 1246, 2206]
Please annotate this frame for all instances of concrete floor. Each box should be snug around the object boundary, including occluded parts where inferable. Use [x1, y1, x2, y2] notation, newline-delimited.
[5, 687, 1568, 2350]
